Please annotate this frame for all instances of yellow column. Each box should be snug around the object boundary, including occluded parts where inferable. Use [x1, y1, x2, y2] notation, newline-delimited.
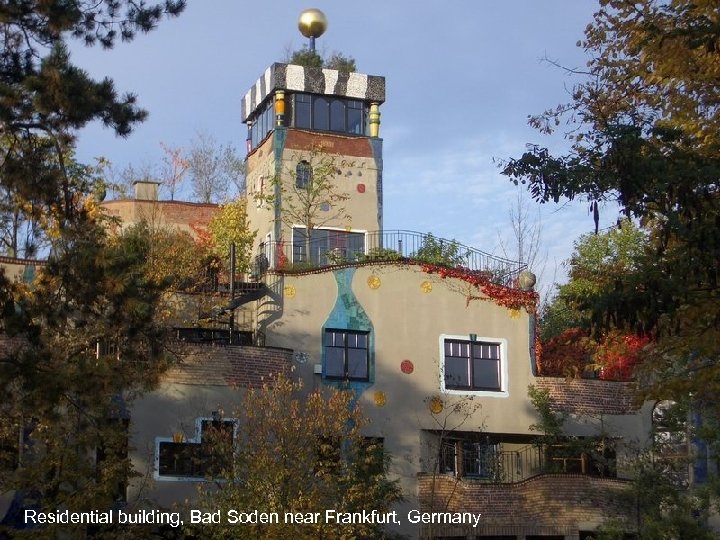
[369, 102, 381, 138]
[275, 90, 285, 126]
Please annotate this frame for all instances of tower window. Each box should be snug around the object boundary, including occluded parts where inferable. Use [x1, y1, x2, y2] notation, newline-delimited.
[295, 94, 312, 129]
[291, 93, 366, 135]
[296, 161, 313, 189]
[313, 97, 330, 131]
[292, 227, 365, 265]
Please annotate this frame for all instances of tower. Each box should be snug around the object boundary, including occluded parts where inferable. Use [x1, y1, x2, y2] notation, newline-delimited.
[242, 10, 385, 269]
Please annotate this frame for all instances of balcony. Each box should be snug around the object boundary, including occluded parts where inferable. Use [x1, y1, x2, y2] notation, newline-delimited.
[253, 230, 526, 287]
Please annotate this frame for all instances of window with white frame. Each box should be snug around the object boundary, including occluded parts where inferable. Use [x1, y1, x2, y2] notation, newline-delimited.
[155, 417, 236, 480]
[440, 335, 508, 396]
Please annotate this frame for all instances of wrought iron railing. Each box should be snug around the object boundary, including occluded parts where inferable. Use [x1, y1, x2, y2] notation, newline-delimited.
[253, 230, 525, 287]
[489, 445, 546, 483]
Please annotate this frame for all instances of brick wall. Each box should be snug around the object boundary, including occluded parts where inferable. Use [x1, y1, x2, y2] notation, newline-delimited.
[163, 343, 292, 388]
[417, 473, 630, 538]
[535, 377, 639, 415]
[285, 129, 374, 158]
[101, 200, 218, 236]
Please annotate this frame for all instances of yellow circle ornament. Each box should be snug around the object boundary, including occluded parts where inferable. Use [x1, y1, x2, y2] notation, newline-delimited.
[421, 281, 433, 293]
[284, 285, 296, 299]
[429, 397, 444, 414]
[373, 391, 386, 407]
[509, 308, 521, 319]
[367, 275, 381, 289]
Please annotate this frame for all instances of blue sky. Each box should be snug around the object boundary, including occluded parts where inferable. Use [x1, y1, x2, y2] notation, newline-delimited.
[71, 1, 611, 288]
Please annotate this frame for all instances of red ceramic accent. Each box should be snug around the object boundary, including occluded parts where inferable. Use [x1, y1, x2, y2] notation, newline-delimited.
[357, 183, 366, 193]
[401, 360, 414, 374]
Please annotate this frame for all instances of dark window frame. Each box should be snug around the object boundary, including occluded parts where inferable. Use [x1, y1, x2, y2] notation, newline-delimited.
[443, 338, 502, 392]
[291, 93, 367, 136]
[292, 227, 366, 266]
[296, 160, 313, 189]
[324, 328, 370, 382]
[438, 435, 499, 479]
[156, 418, 236, 480]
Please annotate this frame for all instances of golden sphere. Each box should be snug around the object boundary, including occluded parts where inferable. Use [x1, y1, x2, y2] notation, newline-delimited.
[298, 8, 328, 39]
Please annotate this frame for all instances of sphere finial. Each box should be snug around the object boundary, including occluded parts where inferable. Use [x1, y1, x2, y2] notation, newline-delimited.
[298, 8, 327, 49]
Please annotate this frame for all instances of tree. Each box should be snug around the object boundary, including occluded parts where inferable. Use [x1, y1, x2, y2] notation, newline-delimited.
[0, 1, 185, 230]
[206, 198, 256, 273]
[0, 211, 173, 537]
[194, 373, 403, 540]
[0, 2, 185, 535]
[495, 186, 550, 306]
[324, 52, 357, 72]
[286, 47, 357, 72]
[288, 46, 323, 68]
[414, 233, 467, 267]
[187, 132, 245, 203]
[159, 143, 189, 201]
[538, 222, 653, 378]
[501, 0, 720, 400]
[256, 148, 350, 266]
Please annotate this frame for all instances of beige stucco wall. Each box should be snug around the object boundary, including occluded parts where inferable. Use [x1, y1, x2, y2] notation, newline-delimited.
[245, 129, 381, 265]
[125, 262, 653, 538]
[255, 263, 653, 536]
[245, 134, 277, 253]
[129, 382, 246, 508]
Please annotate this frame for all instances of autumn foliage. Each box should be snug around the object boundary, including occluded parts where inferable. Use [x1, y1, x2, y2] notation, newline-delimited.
[195, 373, 402, 540]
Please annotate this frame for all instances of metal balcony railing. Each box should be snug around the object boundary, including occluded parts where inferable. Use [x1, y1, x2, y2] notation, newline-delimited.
[253, 230, 526, 287]
[487, 445, 546, 483]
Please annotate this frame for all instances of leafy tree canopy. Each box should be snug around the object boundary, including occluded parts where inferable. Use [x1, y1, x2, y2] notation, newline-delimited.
[0, 1, 185, 232]
[195, 374, 403, 540]
[287, 47, 357, 72]
[207, 198, 256, 273]
[0, 2, 185, 533]
[503, 0, 720, 398]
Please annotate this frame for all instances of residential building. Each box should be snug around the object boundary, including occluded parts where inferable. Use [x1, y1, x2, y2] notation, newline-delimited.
[128, 58, 658, 539]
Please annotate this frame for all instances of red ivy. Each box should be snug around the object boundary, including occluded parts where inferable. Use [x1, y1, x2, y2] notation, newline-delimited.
[596, 331, 650, 381]
[419, 264, 538, 311]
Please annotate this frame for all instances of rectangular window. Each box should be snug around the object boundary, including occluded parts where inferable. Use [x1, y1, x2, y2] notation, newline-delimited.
[347, 101, 364, 134]
[324, 329, 369, 381]
[292, 227, 365, 265]
[156, 419, 236, 480]
[444, 339, 501, 391]
[289, 93, 366, 135]
[313, 96, 330, 131]
[437, 435, 499, 479]
[295, 94, 311, 129]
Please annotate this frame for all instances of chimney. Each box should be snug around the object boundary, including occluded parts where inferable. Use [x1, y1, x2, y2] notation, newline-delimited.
[133, 180, 161, 201]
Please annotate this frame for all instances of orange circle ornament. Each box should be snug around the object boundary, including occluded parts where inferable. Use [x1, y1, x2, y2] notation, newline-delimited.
[373, 391, 386, 407]
[429, 397, 444, 414]
[367, 275, 381, 289]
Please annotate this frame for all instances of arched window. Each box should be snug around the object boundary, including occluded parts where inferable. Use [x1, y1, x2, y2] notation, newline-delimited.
[296, 161, 313, 189]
